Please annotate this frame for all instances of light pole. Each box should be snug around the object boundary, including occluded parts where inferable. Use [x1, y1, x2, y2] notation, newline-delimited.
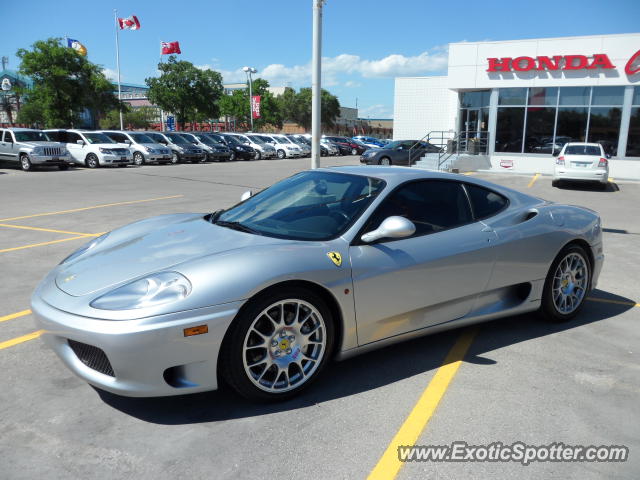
[243, 66, 257, 131]
[311, 0, 325, 169]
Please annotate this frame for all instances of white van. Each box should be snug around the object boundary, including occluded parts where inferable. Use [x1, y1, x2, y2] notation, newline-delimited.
[45, 129, 132, 168]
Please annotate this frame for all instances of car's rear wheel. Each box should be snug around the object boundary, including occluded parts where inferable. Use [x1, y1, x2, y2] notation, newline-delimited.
[20, 154, 33, 171]
[540, 244, 591, 322]
[379, 157, 391, 166]
[351, 148, 358, 155]
[171, 152, 180, 164]
[85, 153, 99, 169]
[221, 288, 334, 402]
[133, 152, 145, 166]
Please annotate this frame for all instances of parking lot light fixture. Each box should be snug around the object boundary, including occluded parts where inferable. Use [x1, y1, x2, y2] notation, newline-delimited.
[243, 66, 258, 131]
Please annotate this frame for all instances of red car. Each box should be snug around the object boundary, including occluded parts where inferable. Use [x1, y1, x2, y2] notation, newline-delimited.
[323, 136, 367, 156]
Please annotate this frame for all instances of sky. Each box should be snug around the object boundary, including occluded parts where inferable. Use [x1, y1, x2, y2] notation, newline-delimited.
[3, 0, 639, 120]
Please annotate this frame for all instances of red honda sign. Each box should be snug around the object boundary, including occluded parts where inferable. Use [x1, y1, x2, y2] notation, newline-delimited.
[251, 95, 261, 119]
[487, 54, 615, 72]
[625, 49, 640, 75]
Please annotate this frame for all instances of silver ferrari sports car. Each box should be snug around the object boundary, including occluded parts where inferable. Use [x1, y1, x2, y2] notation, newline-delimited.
[32, 167, 604, 401]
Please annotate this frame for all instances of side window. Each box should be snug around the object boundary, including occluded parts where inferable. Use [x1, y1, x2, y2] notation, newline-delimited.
[3, 130, 13, 142]
[464, 184, 508, 220]
[111, 133, 126, 143]
[67, 132, 82, 143]
[48, 131, 61, 142]
[366, 180, 472, 238]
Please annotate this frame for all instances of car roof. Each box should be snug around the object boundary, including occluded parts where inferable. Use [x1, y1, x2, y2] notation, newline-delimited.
[564, 142, 601, 147]
[4, 127, 41, 132]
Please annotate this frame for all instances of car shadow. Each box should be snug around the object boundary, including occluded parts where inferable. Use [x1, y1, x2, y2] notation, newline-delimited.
[96, 289, 635, 424]
[556, 180, 619, 192]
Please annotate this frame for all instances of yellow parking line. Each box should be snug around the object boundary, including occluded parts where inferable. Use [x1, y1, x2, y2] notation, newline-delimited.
[463, 172, 476, 176]
[0, 330, 43, 350]
[587, 297, 639, 307]
[0, 223, 99, 237]
[608, 178, 615, 183]
[0, 309, 32, 323]
[0, 194, 184, 222]
[0, 235, 91, 254]
[368, 329, 477, 480]
[527, 173, 540, 188]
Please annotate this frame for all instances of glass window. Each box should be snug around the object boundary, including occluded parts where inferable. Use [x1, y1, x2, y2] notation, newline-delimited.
[83, 132, 115, 144]
[559, 87, 590, 106]
[626, 107, 640, 157]
[528, 87, 558, 106]
[587, 107, 621, 156]
[495, 107, 525, 152]
[524, 107, 556, 153]
[460, 90, 490, 108]
[216, 171, 386, 241]
[366, 180, 472, 237]
[564, 145, 602, 156]
[128, 133, 154, 143]
[66, 132, 82, 143]
[499, 88, 527, 106]
[464, 184, 508, 220]
[555, 107, 588, 143]
[14, 130, 50, 142]
[633, 87, 640, 106]
[591, 87, 624, 106]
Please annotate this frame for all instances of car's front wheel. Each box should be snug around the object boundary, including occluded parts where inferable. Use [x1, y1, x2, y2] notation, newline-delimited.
[277, 149, 286, 159]
[133, 152, 145, 166]
[85, 153, 99, 169]
[540, 244, 591, 322]
[171, 152, 180, 164]
[20, 154, 33, 171]
[351, 148, 358, 155]
[221, 288, 334, 402]
[229, 151, 236, 161]
[379, 157, 391, 166]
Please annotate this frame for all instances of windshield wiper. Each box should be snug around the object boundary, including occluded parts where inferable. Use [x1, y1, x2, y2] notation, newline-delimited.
[214, 220, 261, 235]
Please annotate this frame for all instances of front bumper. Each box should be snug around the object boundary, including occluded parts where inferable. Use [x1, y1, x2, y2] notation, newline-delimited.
[554, 167, 608, 184]
[143, 153, 172, 163]
[30, 154, 73, 166]
[31, 294, 243, 397]
[101, 154, 132, 165]
[235, 150, 255, 160]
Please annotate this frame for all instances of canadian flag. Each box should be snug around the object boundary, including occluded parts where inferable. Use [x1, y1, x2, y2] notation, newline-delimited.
[118, 15, 140, 30]
[161, 41, 181, 55]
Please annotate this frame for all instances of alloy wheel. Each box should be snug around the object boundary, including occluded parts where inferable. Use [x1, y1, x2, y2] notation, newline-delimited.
[552, 252, 588, 314]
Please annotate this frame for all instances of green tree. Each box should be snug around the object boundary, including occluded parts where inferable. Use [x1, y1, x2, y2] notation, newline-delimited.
[99, 105, 158, 130]
[277, 87, 340, 131]
[16, 38, 121, 128]
[146, 57, 223, 129]
[219, 78, 283, 130]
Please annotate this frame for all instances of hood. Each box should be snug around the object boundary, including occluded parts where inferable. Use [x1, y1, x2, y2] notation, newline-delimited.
[21, 141, 63, 148]
[55, 213, 293, 296]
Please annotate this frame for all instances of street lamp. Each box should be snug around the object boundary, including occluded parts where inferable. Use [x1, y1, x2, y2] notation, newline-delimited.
[243, 66, 257, 131]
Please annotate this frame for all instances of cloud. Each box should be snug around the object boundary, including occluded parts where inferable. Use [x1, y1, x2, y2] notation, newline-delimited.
[359, 104, 393, 119]
[199, 46, 448, 87]
[345, 80, 362, 88]
[102, 68, 120, 81]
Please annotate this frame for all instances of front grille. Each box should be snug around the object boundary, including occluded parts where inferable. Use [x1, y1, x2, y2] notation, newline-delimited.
[112, 148, 129, 155]
[43, 147, 62, 156]
[68, 340, 115, 377]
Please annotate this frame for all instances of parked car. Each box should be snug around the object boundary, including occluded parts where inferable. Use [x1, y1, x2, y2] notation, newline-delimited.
[323, 136, 367, 156]
[286, 135, 311, 157]
[320, 138, 340, 156]
[45, 129, 132, 168]
[553, 142, 609, 188]
[246, 134, 279, 160]
[228, 133, 276, 160]
[353, 135, 385, 148]
[0, 128, 72, 171]
[360, 140, 442, 166]
[142, 132, 179, 164]
[187, 133, 233, 162]
[33, 167, 603, 401]
[99, 131, 172, 166]
[161, 132, 207, 163]
[206, 133, 256, 161]
[266, 134, 305, 159]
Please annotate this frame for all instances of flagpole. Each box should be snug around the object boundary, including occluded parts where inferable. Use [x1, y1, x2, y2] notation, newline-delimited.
[114, 9, 124, 130]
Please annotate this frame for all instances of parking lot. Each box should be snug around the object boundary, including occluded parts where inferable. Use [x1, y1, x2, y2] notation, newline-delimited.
[0, 158, 638, 479]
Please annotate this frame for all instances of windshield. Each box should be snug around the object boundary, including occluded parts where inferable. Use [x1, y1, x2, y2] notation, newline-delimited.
[223, 135, 242, 145]
[216, 171, 386, 241]
[166, 133, 190, 144]
[565, 145, 601, 156]
[196, 135, 219, 146]
[249, 135, 266, 144]
[146, 133, 166, 143]
[273, 136, 292, 145]
[83, 133, 115, 144]
[383, 141, 403, 149]
[182, 135, 198, 144]
[14, 131, 50, 142]
[129, 133, 154, 143]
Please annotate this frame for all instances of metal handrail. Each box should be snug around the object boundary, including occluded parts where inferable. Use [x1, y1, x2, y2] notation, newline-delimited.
[408, 130, 489, 170]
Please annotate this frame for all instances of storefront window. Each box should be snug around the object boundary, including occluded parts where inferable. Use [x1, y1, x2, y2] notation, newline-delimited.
[588, 107, 622, 156]
[633, 87, 640, 106]
[559, 87, 590, 105]
[499, 88, 527, 106]
[528, 87, 558, 106]
[495, 108, 525, 152]
[555, 107, 588, 144]
[460, 90, 490, 108]
[627, 89, 640, 157]
[591, 87, 624, 106]
[525, 107, 557, 153]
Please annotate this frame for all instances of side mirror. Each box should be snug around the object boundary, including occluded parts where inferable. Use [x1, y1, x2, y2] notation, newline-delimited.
[125, 139, 132, 145]
[240, 190, 253, 201]
[76, 140, 85, 145]
[361, 216, 416, 243]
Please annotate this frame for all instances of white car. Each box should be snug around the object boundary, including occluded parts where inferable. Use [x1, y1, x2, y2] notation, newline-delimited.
[45, 129, 132, 168]
[258, 134, 304, 159]
[553, 142, 609, 188]
[229, 133, 276, 160]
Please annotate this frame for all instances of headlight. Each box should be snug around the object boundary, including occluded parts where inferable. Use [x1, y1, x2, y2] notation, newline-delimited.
[31, 147, 44, 155]
[60, 233, 109, 265]
[98, 148, 114, 154]
[90, 272, 192, 310]
[143, 146, 152, 153]
[60, 147, 69, 155]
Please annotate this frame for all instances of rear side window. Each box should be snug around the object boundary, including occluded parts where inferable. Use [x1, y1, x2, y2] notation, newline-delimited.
[464, 184, 508, 220]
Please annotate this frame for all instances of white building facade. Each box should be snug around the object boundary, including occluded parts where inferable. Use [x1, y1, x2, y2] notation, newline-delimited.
[394, 33, 640, 178]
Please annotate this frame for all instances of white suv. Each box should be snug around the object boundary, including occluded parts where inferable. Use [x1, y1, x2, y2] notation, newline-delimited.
[0, 128, 72, 171]
[553, 142, 609, 188]
[258, 134, 303, 159]
[45, 130, 132, 168]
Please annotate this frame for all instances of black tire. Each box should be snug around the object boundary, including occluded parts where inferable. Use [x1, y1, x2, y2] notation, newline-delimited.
[133, 152, 145, 166]
[539, 244, 591, 322]
[229, 151, 236, 161]
[379, 157, 392, 166]
[20, 154, 33, 171]
[85, 153, 99, 169]
[171, 152, 180, 164]
[351, 148, 358, 155]
[58, 164, 69, 170]
[277, 149, 286, 159]
[255, 151, 262, 160]
[220, 287, 335, 402]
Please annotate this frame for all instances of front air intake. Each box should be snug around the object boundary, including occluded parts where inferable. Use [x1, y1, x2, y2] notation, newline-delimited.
[68, 340, 115, 377]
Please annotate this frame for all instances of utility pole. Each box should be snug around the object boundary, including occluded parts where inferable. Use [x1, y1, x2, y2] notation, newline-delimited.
[311, 0, 325, 169]
[243, 66, 257, 131]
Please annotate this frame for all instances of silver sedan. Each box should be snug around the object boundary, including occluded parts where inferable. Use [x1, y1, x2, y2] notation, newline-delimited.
[32, 167, 604, 402]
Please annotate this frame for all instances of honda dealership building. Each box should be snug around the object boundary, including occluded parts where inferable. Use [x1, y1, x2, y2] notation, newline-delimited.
[394, 33, 640, 178]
